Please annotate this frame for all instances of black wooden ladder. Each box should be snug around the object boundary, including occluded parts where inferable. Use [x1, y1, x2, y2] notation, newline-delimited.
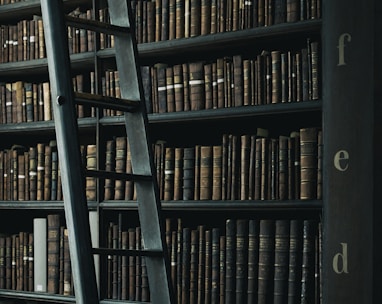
[40, 1, 174, 303]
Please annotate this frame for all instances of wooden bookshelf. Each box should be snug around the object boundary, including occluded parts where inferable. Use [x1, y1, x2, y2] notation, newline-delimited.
[0, 0, 353, 303]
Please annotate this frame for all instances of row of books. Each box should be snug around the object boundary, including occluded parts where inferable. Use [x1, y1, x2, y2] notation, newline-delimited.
[0, 126, 321, 202]
[149, 41, 319, 114]
[0, 39, 319, 124]
[130, 0, 321, 43]
[108, 127, 322, 202]
[106, 215, 321, 303]
[0, 0, 321, 64]
[0, 214, 73, 295]
[0, 74, 94, 124]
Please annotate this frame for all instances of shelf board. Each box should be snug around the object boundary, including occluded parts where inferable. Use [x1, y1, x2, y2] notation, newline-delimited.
[0, 117, 97, 134]
[99, 100, 322, 125]
[0, 289, 75, 303]
[0, 0, 89, 22]
[0, 201, 97, 210]
[137, 19, 322, 59]
[100, 199, 322, 211]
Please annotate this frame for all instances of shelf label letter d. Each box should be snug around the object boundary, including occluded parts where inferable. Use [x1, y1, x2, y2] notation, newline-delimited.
[333, 242, 349, 274]
[338, 33, 352, 66]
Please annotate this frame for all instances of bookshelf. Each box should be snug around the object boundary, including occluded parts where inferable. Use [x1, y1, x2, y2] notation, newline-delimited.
[1, 0, 376, 303]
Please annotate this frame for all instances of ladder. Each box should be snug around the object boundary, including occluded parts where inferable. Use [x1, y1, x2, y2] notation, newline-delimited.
[40, 1, 174, 303]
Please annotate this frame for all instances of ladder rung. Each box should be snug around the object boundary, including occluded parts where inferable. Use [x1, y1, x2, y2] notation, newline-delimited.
[74, 92, 140, 112]
[93, 247, 163, 257]
[85, 169, 152, 182]
[65, 15, 131, 36]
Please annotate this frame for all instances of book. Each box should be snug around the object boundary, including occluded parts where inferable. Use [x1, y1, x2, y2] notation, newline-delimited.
[211, 228, 220, 303]
[247, 219, 259, 303]
[200, 145, 212, 200]
[257, 219, 275, 304]
[189, 61, 205, 111]
[236, 219, 248, 303]
[115, 137, 127, 200]
[86, 144, 97, 201]
[164, 147, 175, 200]
[225, 218, 236, 303]
[182, 147, 195, 200]
[301, 219, 318, 304]
[300, 127, 318, 200]
[47, 214, 60, 294]
[174, 147, 183, 200]
[274, 219, 290, 304]
[287, 219, 303, 304]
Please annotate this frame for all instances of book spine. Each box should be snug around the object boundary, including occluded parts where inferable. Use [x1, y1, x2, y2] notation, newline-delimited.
[47, 214, 60, 294]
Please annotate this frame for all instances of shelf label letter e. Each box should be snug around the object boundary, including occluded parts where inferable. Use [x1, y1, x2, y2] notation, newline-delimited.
[337, 33, 352, 66]
[334, 150, 349, 171]
[333, 243, 349, 274]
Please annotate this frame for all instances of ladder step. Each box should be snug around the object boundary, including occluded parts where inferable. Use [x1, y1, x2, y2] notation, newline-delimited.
[74, 92, 140, 112]
[85, 169, 152, 181]
[93, 247, 163, 257]
[65, 15, 131, 36]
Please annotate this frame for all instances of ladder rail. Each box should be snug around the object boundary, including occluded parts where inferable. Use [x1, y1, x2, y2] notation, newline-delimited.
[40, 1, 99, 303]
[41, 0, 175, 303]
[107, 1, 175, 303]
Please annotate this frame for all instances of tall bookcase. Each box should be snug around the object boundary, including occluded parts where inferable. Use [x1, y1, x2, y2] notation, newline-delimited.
[0, 0, 378, 303]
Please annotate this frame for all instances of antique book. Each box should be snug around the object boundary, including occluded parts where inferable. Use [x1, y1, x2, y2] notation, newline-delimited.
[257, 219, 275, 304]
[86, 144, 97, 201]
[164, 147, 175, 201]
[114, 137, 127, 200]
[200, 146, 212, 200]
[300, 127, 318, 199]
[173, 147, 183, 200]
[287, 219, 303, 304]
[211, 228, 220, 303]
[236, 219, 248, 303]
[47, 214, 61, 294]
[212, 145, 222, 200]
[247, 219, 259, 303]
[225, 218, 236, 303]
[189, 61, 205, 111]
[301, 219, 318, 304]
[104, 139, 116, 200]
[182, 147, 195, 200]
[274, 219, 290, 304]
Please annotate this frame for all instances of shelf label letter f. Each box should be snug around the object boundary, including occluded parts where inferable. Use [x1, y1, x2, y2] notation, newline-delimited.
[337, 33, 352, 66]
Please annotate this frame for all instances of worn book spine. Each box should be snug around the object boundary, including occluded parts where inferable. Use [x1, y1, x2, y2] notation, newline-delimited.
[233, 55, 244, 107]
[189, 61, 205, 111]
[190, 229, 198, 303]
[174, 147, 183, 200]
[258, 219, 275, 304]
[247, 219, 259, 303]
[86, 144, 97, 201]
[47, 214, 60, 294]
[274, 219, 290, 304]
[181, 227, 191, 303]
[301, 219, 318, 304]
[236, 219, 248, 303]
[240, 134, 250, 200]
[204, 63, 213, 109]
[173, 64, 184, 112]
[164, 147, 175, 201]
[225, 218, 235, 303]
[36, 143, 45, 201]
[287, 219, 303, 304]
[183, 147, 195, 200]
[166, 66, 175, 112]
[200, 146, 212, 200]
[211, 227, 220, 303]
[115, 137, 127, 200]
[196, 225, 205, 304]
[43, 145, 52, 201]
[300, 127, 318, 199]
[212, 145, 222, 200]
[104, 139, 116, 200]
